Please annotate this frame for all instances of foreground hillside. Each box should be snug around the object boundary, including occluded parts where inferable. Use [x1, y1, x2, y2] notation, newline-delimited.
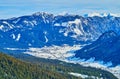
[0, 52, 118, 79]
[8, 52, 119, 79]
[0, 52, 82, 79]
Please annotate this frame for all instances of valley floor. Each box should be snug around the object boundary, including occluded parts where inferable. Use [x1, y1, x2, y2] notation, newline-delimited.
[5, 45, 120, 79]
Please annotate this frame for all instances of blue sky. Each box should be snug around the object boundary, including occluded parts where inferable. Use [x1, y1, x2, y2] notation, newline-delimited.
[0, 0, 120, 19]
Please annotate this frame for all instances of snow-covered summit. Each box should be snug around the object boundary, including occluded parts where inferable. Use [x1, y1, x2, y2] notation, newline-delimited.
[84, 13, 120, 17]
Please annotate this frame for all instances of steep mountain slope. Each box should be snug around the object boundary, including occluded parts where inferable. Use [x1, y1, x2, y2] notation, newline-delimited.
[75, 31, 120, 66]
[0, 12, 120, 48]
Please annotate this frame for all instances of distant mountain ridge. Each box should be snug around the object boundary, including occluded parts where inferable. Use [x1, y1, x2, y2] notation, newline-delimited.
[0, 12, 120, 49]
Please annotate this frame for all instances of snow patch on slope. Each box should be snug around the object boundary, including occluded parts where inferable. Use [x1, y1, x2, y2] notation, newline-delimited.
[11, 34, 16, 39]
[3, 21, 13, 29]
[0, 25, 4, 30]
[16, 34, 21, 41]
[69, 72, 103, 79]
[55, 19, 85, 37]
[69, 72, 88, 78]
[54, 23, 60, 26]
[44, 36, 48, 42]
[68, 19, 80, 25]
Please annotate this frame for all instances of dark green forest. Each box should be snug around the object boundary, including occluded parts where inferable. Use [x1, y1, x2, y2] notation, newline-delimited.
[0, 52, 82, 79]
[0, 52, 118, 79]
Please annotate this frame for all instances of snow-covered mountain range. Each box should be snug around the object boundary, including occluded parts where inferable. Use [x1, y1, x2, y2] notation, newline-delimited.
[0, 12, 120, 49]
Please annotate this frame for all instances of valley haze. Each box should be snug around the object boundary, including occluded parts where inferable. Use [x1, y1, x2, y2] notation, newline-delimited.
[0, 0, 120, 19]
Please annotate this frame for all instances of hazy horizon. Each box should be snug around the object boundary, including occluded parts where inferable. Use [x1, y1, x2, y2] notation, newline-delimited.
[0, 0, 120, 19]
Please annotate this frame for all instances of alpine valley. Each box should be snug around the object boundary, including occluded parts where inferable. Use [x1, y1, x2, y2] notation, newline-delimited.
[0, 12, 120, 79]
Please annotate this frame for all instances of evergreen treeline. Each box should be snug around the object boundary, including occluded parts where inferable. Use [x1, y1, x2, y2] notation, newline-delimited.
[17, 53, 118, 79]
[0, 52, 118, 79]
[0, 53, 81, 79]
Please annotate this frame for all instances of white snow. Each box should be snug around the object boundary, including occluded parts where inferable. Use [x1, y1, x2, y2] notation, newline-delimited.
[59, 30, 64, 33]
[70, 35, 77, 38]
[11, 34, 16, 39]
[3, 21, 13, 29]
[64, 32, 68, 37]
[69, 72, 103, 79]
[11, 34, 21, 41]
[85, 13, 120, 17]
[24, 20, 36, 26]
[109, 13, 120, 17]
[3, 21, 9, 24]
[44, 31, 48, 42]
[42, 15, 45, 22]
[83, 20, 88, 25]
[16, 34, 21, 41]
[44, 31, 47, 35]
[109, 66, 120, 78]
[0, 25, 4, 30]
[58, 19, 84, 37]
[28, 43, 32, 46]
[13, 18, 20, 24]
[4, 48, 26, 51]
[69, 72, 88, 78]
[54, 19, 85, 37]
[54, 23, 60, 26]
[24, 45, 81, 60]
[73, 28, 83, 35]
[61, 22, 68, 27]
[87, 13, 104, 17]
[41, 15, 49, 23]
[24, 20, 29, 24]
[68, 19, 81, 25]
[32, 20, 37, 25]
[44, 36, 48, 42]
[54, 22, 67, 27]
[68, 19, 84, 36]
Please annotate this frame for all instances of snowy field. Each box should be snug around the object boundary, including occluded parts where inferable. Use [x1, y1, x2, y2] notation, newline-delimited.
[24, 45, 82, 60]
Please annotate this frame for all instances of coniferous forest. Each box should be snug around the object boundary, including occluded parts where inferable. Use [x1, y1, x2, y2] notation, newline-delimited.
[0, 52, 118, 79]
